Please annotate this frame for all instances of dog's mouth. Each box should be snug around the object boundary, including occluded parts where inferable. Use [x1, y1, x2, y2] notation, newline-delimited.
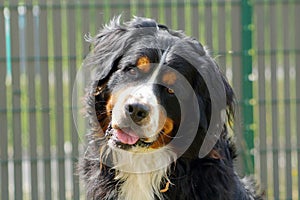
[114, 127, 140, 145]
[105, 124, 154, 150]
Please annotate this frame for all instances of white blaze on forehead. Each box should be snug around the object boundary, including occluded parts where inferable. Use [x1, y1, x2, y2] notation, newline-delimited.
[126, 85, 157, 105]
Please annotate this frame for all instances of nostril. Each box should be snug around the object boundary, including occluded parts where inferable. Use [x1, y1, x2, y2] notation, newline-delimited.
[126, 104, 134, 114]
[125, 103, 150, 123]
[137, 110, 147, 118]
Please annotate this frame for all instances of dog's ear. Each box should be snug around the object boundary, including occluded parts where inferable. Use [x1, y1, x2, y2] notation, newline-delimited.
[84, 17, 128, 85]
[172, 38, 235, 158]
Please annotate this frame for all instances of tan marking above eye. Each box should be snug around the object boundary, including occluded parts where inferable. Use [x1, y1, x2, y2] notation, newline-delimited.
[162, 71, 177, 85]
[136, 56, 151, 73]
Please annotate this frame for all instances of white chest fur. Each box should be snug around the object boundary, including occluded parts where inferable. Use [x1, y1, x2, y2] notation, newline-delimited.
[110, 147, 176, 200]
[116, 170, 166, 200]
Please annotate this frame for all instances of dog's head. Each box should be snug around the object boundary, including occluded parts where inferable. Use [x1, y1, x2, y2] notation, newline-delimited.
[83, 16, 235, 171]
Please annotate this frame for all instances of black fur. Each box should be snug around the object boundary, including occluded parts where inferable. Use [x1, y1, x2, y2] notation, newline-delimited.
[79, 16, 263, 200]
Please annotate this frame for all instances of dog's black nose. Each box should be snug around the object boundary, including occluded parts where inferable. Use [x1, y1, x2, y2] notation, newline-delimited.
[125, 103, 150, 123]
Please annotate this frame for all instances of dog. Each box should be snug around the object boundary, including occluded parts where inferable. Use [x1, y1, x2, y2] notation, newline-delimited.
[79, 16, 263, 200]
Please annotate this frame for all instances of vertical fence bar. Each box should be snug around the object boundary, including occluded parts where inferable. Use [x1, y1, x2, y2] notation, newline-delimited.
[282, 3, 292, 200]
[81, 0, 90, 59]
[38, 0, 52, 199]
[184, 0, 191, 36]
[217, 1, 227, 71]
[176, 0, 185, 32]
[170, 0, 177, 29]
[295, 2, 300, 199]
[204, 1, 213, 50]
[269, 3, 279, 199]
[32, 4, 41, 198]
[79, 0, 91, 148]
[88, 0, 96, 35]
[52, 1, 66, 199]
[190, 0, 199, 39]
[144, 0, 151, 18]
[163, 0, 172, 27]
[241, 0, 254, 175]
[255, 2, 268, 194]
[129, 0, 137, 16]
[26, 1, 39, 199]
[11, 1, 23, 199]
[150, 0, 158, 24]
[103, 0, 110, 21]
[93, 1, 105, 31]
[231, 1, 244, 175]
[18, 14, 27, 199]
[67, 3, 80, 199]
[157, 0, 164, 24]
[0, 5, 9, 200]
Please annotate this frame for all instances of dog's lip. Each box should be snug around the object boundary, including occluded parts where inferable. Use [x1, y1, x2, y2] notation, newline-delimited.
[113, 127, 140, 145]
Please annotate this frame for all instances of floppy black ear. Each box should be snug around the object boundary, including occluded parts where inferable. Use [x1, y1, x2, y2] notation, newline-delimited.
[171, 38, 235, 158]
[84, 17, 128, 85]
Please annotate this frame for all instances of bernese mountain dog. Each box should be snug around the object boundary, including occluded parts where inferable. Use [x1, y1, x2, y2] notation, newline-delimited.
[79, 16, 263, 200]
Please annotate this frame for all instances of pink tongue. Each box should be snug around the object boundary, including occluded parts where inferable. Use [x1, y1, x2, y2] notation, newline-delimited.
[115, 129, 140, 145]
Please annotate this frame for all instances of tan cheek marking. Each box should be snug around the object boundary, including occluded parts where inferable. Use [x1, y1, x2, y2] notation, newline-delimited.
[103, 93, 117, 131]
[150, 117, 174, 149]
[162, 71, 177, 85]
[162, 117, 174, 135]
[106, 95, 113, 117]
[137, 56, 151, 73]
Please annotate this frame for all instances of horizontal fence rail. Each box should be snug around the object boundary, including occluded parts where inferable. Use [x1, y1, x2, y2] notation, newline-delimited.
[0, 0, 300, 199]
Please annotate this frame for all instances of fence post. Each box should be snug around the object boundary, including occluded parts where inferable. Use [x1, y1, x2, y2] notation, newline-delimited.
[1, 5, 9, 200]
[241, 0, 254, 174]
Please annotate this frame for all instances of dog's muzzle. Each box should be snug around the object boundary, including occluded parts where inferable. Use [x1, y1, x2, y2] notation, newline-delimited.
[108, 85, 166, 148]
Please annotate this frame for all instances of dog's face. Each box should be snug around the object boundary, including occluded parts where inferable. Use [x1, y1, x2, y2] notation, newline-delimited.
[85, 17, 234, 164]
[105, 49, 195, 151]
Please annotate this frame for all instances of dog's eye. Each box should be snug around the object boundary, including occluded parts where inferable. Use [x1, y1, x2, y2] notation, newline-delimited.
[126, 67, 137, 76]
[129, 68, 137, 75]
[166, 88, 175, 94]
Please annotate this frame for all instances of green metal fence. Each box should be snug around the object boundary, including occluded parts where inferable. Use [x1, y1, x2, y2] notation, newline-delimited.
[0, 0, 299, 199]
